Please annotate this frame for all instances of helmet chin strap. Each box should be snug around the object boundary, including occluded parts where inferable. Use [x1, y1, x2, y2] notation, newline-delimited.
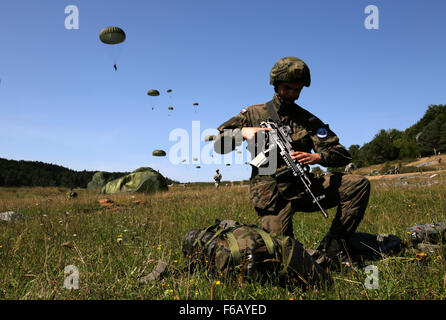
[275, 92, 285, 104]
[275, 92, 295, 106]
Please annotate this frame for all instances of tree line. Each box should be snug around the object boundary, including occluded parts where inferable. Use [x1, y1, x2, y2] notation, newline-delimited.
[348, 104, 446, 168]
[0, 158, 179, 188]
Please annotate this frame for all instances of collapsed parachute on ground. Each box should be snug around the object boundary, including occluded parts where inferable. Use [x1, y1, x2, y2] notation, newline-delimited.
[204, 135, 216, 142]
[87, 171, 121, 190]
[152, 149, 166, 157]
[147, 89, 160, 96]
[99, 26, 126, 44]
[101, 167, 168, 195]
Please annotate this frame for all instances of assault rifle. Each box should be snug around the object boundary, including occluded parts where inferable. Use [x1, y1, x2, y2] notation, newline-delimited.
[250, 120, 328, 219]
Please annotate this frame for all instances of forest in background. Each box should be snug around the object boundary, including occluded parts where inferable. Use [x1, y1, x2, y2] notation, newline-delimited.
[1, 104, 444, 187]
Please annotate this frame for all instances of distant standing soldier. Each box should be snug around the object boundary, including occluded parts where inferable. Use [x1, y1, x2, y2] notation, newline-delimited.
[344, 163, 355, 174]
[213, 56, 371, 269]
[213, 169, 222, 189]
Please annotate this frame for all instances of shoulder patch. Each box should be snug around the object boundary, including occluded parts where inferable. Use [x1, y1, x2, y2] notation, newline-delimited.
[316, 127, 328, 139]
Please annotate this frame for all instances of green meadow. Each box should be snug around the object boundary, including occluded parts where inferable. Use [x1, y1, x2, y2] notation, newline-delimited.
[1, 173, 445, 300]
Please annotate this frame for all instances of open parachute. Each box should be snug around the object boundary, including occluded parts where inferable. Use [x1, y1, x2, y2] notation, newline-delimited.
[152, 149, 166, 157]
[147, 89, 160, 96]
[204, 135, 216, 142]
[99, 27, 126, 44]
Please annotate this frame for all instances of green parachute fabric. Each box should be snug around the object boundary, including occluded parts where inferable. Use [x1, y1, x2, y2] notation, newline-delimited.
[147, 89, 160, 96]
[101, 167, 168, 195]
[152, 149, 166, 157]
[204, 135, 216, 142]
[152, 150, 166, 157]
[87, 171, 118, 190]
[99, 27, 126, 45]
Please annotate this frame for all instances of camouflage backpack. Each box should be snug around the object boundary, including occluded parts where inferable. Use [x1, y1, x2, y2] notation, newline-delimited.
[407, 221, 446, 250]
[182, 219, 331, 288]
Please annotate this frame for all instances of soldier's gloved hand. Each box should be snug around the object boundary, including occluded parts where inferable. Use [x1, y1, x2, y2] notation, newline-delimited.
[241, 127, 271, 140]
[291, 151, 322, 165]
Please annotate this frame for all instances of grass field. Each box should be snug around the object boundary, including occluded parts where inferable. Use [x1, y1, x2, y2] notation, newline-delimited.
[1, 172, 446, 300]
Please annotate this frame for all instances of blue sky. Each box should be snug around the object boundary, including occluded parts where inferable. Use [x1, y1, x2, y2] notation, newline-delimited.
[0, 0, 445, 183]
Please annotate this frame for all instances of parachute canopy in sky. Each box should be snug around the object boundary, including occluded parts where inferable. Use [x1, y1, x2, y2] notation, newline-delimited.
[147, 89, 160, 96]
[168, 106, 174, 110]
[193, 102, 199, 106]
[204, 135, 216, 142]
[99, 27, 126, 45]
[167, 89, 172, 93]
[152, 149, 166, 157]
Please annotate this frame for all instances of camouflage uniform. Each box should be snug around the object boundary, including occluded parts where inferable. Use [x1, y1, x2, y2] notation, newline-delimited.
[214, 57, 372, 267]
[213, 170, 222, 189]
[214, 96, 370, 268]
[215, 94, 370, 237]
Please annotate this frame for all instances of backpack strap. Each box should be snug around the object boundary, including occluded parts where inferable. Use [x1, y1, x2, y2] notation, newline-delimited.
[280, 236, 295, 274]
[255, 228, 275, 255]
[226, 232, 241, 266]
[193, 224, 220, 247]
[203, 228, 227, 247]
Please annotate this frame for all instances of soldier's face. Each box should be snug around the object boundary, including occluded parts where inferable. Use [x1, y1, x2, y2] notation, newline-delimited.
[276, 82, 304, 103]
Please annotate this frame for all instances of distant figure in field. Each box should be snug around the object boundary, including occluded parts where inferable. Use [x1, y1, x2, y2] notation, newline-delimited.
[344, 163, 355, 174]
[213, 169, 222, 189]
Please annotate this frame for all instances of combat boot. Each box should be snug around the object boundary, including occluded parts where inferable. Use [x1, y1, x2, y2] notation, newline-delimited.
[311, 232, 351, 271]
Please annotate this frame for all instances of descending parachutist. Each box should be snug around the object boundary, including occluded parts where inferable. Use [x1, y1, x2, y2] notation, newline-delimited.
[113, 64, 117, 71]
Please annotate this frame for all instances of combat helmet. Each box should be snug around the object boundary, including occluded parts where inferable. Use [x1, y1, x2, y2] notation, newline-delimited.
[270, 56, 311, 87]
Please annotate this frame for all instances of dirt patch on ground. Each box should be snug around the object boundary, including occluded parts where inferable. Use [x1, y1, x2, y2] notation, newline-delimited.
[365, 169, 446, 181]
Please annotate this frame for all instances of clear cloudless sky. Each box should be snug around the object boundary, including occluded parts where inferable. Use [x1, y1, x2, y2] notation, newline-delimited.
[0, 0, 445, 183]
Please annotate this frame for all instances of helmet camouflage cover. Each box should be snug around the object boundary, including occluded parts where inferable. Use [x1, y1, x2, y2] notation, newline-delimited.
[270, 56, 311, 87]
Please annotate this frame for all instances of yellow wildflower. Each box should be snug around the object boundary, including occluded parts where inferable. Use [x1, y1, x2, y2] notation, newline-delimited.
[215, 281, 221, 286]
[416, 253, 426, 261]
